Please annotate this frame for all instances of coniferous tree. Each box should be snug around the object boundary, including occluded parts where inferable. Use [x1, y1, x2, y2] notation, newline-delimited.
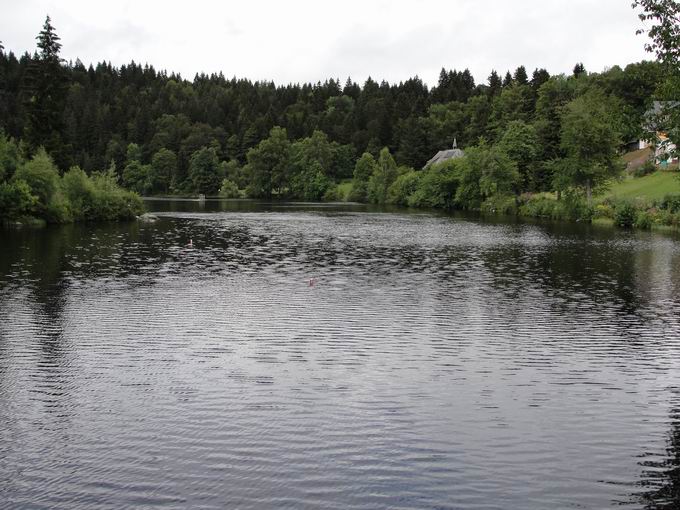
[488, 70, 502, 96]
[530, 68, 551, 90]
[23, 16, 68, 168]
[513, 66, 529, 85]
[573, 62, 586, 77]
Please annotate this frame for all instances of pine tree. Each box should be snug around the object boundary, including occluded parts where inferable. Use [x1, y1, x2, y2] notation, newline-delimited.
[572, 62, 586, 78]
[488, 70, 502, 96]
[513, 66, 529, 85]
[502, 71, 513, 88]
[531, 68, 551, 90]
[22, 16, 68, 168]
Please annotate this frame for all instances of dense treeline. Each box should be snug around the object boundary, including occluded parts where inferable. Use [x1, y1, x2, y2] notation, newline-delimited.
[0, 18, 143, 224]
[0, 14, 675, 223]
[0, 137, 143, 224]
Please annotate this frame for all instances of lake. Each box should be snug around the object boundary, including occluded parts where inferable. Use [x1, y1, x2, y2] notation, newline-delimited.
[1, 199, 680, 509]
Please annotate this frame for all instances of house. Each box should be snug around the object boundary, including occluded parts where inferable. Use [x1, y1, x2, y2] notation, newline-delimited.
[423, 138, 464, 169]
[645, 101, 678, 166]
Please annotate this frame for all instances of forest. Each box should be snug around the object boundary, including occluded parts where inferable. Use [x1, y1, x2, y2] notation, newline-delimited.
[0, 4, 677, 225]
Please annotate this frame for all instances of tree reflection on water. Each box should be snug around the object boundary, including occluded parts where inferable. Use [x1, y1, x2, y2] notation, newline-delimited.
[636, 393, 680, 509]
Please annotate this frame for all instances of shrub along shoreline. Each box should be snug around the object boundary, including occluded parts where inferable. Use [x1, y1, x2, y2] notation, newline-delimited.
[1, 142, 144, 227]
[3, 135, 678, 234]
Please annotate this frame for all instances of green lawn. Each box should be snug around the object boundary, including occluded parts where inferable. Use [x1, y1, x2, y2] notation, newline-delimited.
[601, 171, 680, 202]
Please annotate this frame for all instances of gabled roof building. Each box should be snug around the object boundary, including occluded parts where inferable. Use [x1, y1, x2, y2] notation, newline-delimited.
[423, 138, 464, 169]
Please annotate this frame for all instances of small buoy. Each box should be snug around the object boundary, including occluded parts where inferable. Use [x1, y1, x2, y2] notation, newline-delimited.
[309, 278, 315, 287]
[188, 239, 193, 247]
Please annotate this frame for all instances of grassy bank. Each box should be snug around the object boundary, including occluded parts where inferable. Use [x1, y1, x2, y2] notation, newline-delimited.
[602, 170, 680, 202]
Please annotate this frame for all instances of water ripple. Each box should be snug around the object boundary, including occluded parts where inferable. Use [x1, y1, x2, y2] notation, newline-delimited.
[1, 203, 680, 509]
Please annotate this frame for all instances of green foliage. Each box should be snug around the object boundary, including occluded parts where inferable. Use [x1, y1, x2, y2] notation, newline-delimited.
[0, 180, 38, 218]
[290, 161, 332, 200]
[554, 88, 623, 201]
[1, 156, 143, 223]
[289, 130, 335, 199]
[150, 148, 177, 194]
[348, 152, 378, 202]
[387, 171, 420, 206]
[632, 0, 680, 150]
[479, 148, 519, 198]
[480, 194, 517, 215]
[0, 132, 21, 181]
[126, 143, 142, 163]
[632, 0, 680, 68]
[220, 159, 244, 188]
[61, 166, 94, 218]
[330, 143, 356, 180]
[322, 185, 339, 202]
[123, 160, 151, 194]
[44, 191, 70, 223]
[245, 126, 291, 198]
[633, 159, 656, 177]
[614, 201, 638, 228]
[519, 192, 593, 221]
[88, 166, 144, 221]
[634, 210, 653, 229]
[0, 15, 674, 230]
[488, 84, 535, 136]
[594, 202, 615, 219]
[456, 143, 519, 207]
[63, 164, 144, 221]
[352, 152, 378, 186]
[496, 120, 540, 189]
[189, 147, 221, 195]
[408, 159, 463, 209]
[291, 130, 333, 173]
[23, 16, 68, 166]
[12, 148, 60, 213]
[659, 193, 680, 212]
[219, 179, 240, 198]
[395, 116, 429, 168]
[367, 148, 398, 204]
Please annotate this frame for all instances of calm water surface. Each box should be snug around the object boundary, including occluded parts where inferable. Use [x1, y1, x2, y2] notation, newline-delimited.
[2, 200, 680, 509]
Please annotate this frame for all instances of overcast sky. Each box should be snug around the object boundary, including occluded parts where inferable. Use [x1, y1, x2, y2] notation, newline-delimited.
[1, 0, 651, 87]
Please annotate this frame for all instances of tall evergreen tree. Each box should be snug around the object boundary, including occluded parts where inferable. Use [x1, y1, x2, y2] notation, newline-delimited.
[488, 70, 502, 96]
[22, 16, 68, 168]
[513, 66, 529, 85]
[572, 62, 586, 77]
[530, 68, 551, 90]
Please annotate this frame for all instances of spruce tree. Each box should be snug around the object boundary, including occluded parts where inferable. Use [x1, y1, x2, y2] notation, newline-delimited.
[513, 66, 529, 85]
[572, 62, 586, 77]
[23, 16, 68, 168]
[488, 70, 502, 96]
[531, 68, 551, 90]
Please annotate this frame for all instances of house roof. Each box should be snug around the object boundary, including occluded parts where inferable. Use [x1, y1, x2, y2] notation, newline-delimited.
[424, 148, 464, 168]
[645, 100, 680, 131]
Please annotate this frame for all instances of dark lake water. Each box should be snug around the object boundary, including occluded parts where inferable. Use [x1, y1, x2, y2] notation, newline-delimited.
[2, 199, 680, 509]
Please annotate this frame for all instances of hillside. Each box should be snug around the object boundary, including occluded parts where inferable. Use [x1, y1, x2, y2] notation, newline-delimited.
[602, 170, 680, 202]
